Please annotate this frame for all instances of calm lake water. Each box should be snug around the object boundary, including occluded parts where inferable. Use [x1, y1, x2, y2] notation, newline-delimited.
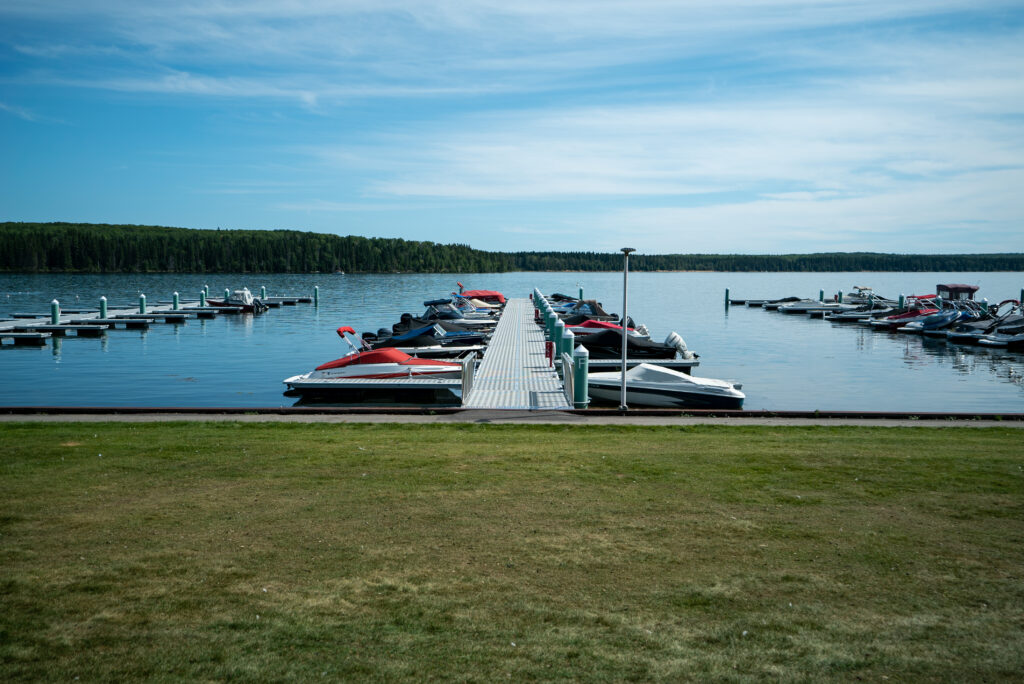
[2, 272, 1023, 411]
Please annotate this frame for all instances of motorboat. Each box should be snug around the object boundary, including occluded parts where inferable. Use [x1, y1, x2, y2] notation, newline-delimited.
[587, 363, 744, 409]
[421, 301, 497, 327]
[778, 300, 857, 315]
[761, 297, 804, 310]
[945, 300, 1021, 344]
[579, 329, 696, 360]
[457, 287, 506, 306]
[864, 300, 940, 330]
[899, 307, 978, 335]
[392, 313, 482, 335]
[206, 287, 268, 313]
[283, 327, 463, 392]
[978, 321, 1024, 348]
[363, 324, 488, 358]
[825, 304, 894, 322]
[567, 319, 650, 338]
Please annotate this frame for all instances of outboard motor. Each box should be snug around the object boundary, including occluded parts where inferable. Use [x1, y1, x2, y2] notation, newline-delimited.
[665, 331, 697, 360]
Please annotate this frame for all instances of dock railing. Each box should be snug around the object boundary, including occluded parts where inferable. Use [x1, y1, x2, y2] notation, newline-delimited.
[561, 351, 574, 408]
[460, 355, 476, 405]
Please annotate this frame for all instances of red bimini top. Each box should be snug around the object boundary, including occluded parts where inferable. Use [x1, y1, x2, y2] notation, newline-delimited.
[315, 348, 458, 371]
[460, 289, 506, 305]
[575, 320, 632, 331]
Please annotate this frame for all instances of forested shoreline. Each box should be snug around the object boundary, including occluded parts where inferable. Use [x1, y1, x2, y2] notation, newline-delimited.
[3, 222, 1022, 273]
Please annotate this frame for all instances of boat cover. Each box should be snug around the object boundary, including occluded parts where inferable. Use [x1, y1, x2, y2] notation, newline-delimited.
[580, 329, 677, 358]
[460, 290, 506, 304]
[315, 348, 458, 371]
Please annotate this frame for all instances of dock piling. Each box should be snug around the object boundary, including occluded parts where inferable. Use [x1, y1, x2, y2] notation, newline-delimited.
[261, 286, 267, 300]
[200, 290, 206, 306]
[139, 294, 146, 314]
[725, 288, 730, 308]
[573, 345, 590, 409]
[173, 292, 179, 310]
[314, 286, 319, 307]
[50, 299, 60, 325]
[100, 296, 107, 319]
[819, 289, 824, 302]
[899, 294, 905, 309]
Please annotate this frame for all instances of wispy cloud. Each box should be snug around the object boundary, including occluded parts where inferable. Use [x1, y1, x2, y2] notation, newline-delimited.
[0, 101, 37, 121]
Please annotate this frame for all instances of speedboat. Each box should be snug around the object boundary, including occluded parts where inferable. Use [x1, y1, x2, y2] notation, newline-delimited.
[578, 329, 696, 360]
[206, 287, 268, 313]
[899, 308, 977, 335]
[978, 322, 1024, 348]
[587, 363, 744, 409]
[864, 300, 940, 330]
[364, 324, 487, 358]
[778, 300, 857, 315]
[457, 287, 506, 306]
[567, 319, 650, 338]
[825, 304, 894, 322]
[945, 300, 1021, 344]
[421, 301, 497, 327]
[283, 327, 463, 392]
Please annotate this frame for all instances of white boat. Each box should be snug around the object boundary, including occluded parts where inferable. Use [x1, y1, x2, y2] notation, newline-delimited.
[587, 363, 744, 409]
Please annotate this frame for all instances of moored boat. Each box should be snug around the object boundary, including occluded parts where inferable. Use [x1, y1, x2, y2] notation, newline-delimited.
[587, 363, 744, 409]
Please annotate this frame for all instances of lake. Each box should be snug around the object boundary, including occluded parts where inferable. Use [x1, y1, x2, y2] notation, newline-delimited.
[1, 271, 1022, 411]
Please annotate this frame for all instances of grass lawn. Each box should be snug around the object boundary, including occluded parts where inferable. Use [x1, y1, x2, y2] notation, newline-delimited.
[1, 422, 1022, 681]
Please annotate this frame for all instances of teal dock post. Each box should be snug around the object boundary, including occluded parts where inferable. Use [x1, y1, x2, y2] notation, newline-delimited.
[578, 285, 583, 300]
[981, 298, 989, 314]
[837, 290, 843, 303]
[50, 299, 60, 325]
[868, 293, 873, 309]
[898, 294, 905, 309]
[572, 345, 589, 409]
[224, 289, 230, 301]
[99, 296, 107, 319]
[819, 289, 824, 302]
[545, 309, 556, 340]
[725, 288, 730, 307]
[204, 284, 209, 297]
[261, 286, 267, 300]
[561, 328, 574, 366]
[139, 294, 146, 314]
[172, 292, 179, 310]
[553, 319, 565, 357]
[314, 286, 319, 307]
[200, 290, 206, 307]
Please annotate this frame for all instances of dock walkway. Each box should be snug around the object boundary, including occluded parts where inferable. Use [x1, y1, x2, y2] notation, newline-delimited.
[462, 298, 571, 410]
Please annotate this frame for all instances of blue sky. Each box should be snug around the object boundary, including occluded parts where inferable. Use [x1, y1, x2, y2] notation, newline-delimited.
[2, 1, 1023, 254]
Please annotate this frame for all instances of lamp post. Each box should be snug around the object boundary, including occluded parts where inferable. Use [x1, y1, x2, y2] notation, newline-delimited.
[619, 247, 635, 410]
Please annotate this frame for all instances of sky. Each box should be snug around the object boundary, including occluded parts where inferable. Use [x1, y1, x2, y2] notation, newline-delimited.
[2, 1, 1023, 254]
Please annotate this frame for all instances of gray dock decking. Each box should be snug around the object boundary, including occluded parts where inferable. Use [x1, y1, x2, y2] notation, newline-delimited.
[462, 298, 571, 410]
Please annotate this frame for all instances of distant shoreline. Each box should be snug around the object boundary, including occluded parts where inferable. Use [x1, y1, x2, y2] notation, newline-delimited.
[3, 222, 1023, 273]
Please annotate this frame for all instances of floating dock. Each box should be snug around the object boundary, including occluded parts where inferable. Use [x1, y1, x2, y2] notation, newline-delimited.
[462, 298, 572, 410]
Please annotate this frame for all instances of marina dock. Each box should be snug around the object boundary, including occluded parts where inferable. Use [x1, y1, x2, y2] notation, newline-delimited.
[462, 298, 572, 410]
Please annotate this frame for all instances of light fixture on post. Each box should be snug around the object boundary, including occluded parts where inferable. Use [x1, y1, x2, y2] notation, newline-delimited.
[619, 247, 636, 411]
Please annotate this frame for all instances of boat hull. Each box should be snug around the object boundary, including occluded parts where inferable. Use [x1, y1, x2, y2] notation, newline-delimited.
[587, 382, 744, 409]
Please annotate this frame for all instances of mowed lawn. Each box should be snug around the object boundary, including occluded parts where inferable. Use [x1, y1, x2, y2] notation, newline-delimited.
[1, 422, 1021, 682]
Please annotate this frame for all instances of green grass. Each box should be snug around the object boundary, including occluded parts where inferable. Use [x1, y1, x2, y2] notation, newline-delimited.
[1, 423, 1022, 681]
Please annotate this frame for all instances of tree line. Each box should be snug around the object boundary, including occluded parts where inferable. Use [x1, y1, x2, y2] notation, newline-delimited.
[2, 222, 1022, 273]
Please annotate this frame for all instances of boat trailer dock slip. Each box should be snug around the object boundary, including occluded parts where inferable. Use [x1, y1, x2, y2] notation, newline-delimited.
[462, 298, 572, 410]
